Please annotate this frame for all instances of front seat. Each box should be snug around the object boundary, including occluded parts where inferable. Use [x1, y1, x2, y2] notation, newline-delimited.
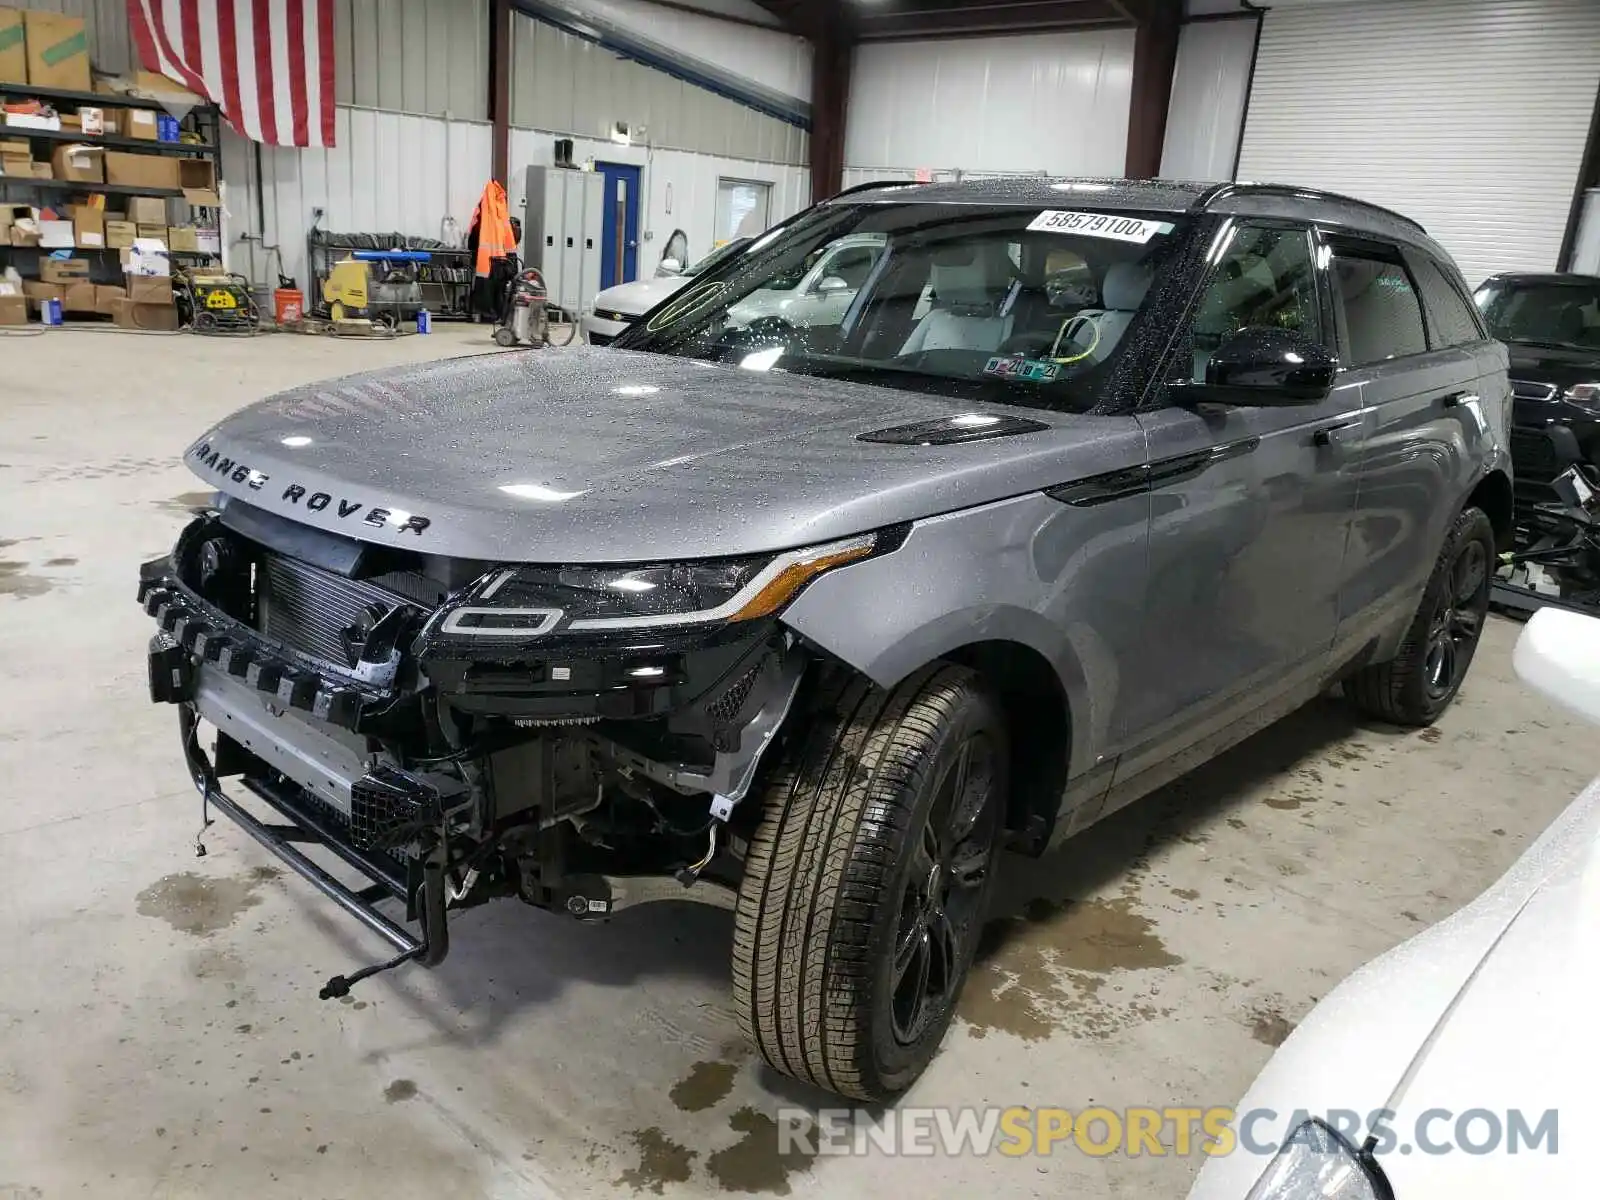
[899, 253, 1013, 355]
[1074, 261, 1153, 361]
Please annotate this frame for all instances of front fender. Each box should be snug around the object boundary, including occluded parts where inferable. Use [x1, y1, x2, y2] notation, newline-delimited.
[781, 492, 1148, 781]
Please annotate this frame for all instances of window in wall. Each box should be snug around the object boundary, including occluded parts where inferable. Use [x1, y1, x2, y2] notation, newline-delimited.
[1187, 224, 1322, 382]
[1408, 253, 1485, 348]
[1331, 249, 1427, 366]
[715, 179, 771, 246]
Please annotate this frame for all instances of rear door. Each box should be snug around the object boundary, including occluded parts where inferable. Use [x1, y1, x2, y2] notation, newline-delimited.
[1114, 220, 1363, 781]
[1324, 233, 1495, 660]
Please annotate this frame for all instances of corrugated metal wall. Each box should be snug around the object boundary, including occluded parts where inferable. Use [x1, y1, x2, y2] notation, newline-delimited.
[335, 0, 490, 119]
[844, 29, 1135, 177]
[1160, 16, 1257, 182]
[10, 0, 132, 75]
[510, 14, 808, 165]
[508, 125, 809, 273]
[1237, 0, 1600, 283]
[223, 111, 493, 290]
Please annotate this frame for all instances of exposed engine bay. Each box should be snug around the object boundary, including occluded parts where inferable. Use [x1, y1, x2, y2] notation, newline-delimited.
[1496, 427, 1600, 619]
[137, 497, 863, 996]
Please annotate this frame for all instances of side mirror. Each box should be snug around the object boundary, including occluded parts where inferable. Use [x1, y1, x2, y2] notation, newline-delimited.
[1176, 327, 1338, 406]
[815, 276, 850, 294]
[1515, 607, 1600, 724]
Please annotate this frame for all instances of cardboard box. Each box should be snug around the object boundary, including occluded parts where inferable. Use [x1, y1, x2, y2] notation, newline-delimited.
[0, 137, 26, 155]
[0, 153, 28, 179]
[50, 144, 103, 184]
[135, 222, 166, 244]
[23, 11, 90, 92]
[0, 294, 25, 326]
[196, 226, 221, 255]
[126, 196, 167, 223]
[39, 257, 89, 283]
[0, 202, 34, 246]
[123, 239, 169, 276]
[133, 70, 201, 103]
[78, 107, 103, 136]
[3, 110, 59, 131]
[122, 108, 159, 142]
[113, 298, 179, 330]
[106, 218, 135, 248]
[105, 151, 179, 190]
[178, 159, 215, 191]
[21, 280, 61, 314]
[73, 209, 105, 248]
[0, 7, 26, 86]
[94, 283, 124, 314]
[62, 280, 96, 312]
[38, 218, 74, 248]
[166, 224, 198, 252]
[27, 159, 50, 178]
[126, 274, 171, 305]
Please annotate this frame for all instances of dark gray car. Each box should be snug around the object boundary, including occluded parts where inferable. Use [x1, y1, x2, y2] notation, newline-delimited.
[138, 178, 1510, 1101]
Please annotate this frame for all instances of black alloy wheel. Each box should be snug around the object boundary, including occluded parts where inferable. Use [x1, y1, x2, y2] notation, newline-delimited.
[1424, 536, 1489, 700]
[889, 734, 1001, 1046]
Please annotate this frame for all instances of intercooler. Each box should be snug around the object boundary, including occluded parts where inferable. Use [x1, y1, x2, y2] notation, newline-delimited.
[257, 552, 441, 668]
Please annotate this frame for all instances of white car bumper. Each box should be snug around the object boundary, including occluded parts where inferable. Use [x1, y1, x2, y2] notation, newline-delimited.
[580, 311, 634, 346]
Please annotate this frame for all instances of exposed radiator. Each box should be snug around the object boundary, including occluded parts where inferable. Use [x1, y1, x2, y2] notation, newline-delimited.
[258, 554, 433, 669]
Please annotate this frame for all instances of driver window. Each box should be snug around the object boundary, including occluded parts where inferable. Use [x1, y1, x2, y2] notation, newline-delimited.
[1188, 225, 1322, 383]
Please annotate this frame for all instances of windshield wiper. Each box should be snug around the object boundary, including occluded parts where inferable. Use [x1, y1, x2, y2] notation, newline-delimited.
[1503, 336, 1593, 352]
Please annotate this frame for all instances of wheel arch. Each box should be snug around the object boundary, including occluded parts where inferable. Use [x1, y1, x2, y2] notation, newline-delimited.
[1466, 468, 1514, 553]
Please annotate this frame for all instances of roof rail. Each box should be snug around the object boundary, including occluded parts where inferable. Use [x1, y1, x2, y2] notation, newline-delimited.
[825, 179, 917, 202]
[1192, 182, 1427, 236]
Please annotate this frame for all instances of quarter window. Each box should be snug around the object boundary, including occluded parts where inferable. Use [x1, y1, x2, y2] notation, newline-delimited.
[1409, 253, 1485, 348]
[1186, 225, 1322, 383]
[1331, 249, 1427, 365]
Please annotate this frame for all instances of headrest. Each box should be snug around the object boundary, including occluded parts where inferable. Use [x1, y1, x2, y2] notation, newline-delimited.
[1102, 262, 1153, 311]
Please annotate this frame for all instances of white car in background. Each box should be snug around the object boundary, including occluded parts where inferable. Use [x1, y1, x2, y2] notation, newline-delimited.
[581, 237, 751, 346]
[725, 232, 886, 330]
[1188, 606, 1599, 1200]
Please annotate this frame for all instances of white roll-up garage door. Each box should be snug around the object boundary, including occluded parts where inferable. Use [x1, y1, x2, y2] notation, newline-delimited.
[1236, 0, 1600, 286]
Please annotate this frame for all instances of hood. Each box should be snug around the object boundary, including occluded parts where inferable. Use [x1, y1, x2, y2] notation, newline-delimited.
[1506, 340, 1600, 390]
[592, 275, 689, 318]
[185, 347, 1135, 564]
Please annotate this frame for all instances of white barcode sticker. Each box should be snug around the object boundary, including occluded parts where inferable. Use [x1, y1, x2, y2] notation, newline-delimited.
[1027, 210, 1174, 243]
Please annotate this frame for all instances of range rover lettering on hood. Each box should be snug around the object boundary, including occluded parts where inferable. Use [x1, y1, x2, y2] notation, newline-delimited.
[189, 441, 432, 536]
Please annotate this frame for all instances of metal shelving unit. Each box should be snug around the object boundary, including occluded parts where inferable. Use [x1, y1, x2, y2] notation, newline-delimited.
[1, 84, 223, 296]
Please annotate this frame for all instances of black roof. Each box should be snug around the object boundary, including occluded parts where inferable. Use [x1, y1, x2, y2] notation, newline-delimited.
[835, 175, 1435, 249]
[1479, 272, 1600, 285]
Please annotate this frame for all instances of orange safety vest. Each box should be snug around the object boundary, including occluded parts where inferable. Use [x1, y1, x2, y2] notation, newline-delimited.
[471, 181, 516, 278]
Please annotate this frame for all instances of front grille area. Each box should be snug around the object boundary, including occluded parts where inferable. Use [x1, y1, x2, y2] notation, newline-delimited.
[258, 553, 419, 668]
[1512, 379, 1559, 402]
[1509, 426, 1562, 480]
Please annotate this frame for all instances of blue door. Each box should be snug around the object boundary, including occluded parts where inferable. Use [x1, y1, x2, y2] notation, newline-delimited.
[597, 161, 641, 288]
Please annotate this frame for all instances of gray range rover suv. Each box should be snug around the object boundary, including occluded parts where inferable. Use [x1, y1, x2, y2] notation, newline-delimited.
[139, 178, 1511, 1100]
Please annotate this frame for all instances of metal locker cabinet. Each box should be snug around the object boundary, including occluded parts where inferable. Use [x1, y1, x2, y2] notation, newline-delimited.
[561, 170, 585, 314]
[577, 170, 604, 314]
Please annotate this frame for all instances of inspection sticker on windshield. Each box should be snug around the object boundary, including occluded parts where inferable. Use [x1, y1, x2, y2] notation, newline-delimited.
[983, 355, 1061, 383]
[1027, 210, 1174, 243]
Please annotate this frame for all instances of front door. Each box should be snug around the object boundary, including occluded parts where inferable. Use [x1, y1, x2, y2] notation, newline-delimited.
[596, 161, 641, 289]
[1113, 221, 1364, 779]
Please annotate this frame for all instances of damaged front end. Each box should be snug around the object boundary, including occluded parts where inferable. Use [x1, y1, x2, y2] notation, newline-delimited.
[139, 499, 890, 996]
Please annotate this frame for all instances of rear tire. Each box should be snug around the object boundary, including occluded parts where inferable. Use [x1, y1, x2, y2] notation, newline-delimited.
[731, 664, 1008, 1101]
[1346, 506, 1494, 726]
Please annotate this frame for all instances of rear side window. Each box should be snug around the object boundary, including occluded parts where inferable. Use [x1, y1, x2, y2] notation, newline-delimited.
[1330, 248, 1427, 365]
[1408, 252, 1486, 347]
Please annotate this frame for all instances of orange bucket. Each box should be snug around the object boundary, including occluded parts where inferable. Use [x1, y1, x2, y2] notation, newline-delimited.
[273, 287, 304, 325]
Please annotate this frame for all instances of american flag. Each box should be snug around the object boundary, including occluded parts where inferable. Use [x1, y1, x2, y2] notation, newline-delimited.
[126, 0, 336, 148]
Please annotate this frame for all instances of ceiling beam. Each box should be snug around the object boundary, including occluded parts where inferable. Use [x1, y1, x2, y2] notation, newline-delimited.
[1124, 0, 1181, 178]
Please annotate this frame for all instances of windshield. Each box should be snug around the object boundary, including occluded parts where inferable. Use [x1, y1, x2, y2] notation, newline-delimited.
[683, 237, 752, 278]
[1475, 279, 1600, 350]
[615, 202, 1191, 411]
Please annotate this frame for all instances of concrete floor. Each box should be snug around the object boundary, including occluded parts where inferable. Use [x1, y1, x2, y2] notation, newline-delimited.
[1, 324, 1593, 1199]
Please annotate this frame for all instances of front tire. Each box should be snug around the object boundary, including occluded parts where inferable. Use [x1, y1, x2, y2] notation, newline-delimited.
[1346, 506, 1494, 726]
[731, 664, 1008, 1101]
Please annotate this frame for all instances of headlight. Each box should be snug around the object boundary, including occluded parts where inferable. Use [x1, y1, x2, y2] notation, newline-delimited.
[1246, 1120, 1388, 1200]
[433, 533, 879, 640]
[1564, 383, 1600, 409]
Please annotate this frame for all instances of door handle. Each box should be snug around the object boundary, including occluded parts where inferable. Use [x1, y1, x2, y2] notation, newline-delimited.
[1314, 420, 1361, 448]
[1441, 391, 1478, 408]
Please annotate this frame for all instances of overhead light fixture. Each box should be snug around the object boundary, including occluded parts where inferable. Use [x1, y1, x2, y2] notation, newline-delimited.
[280, 435, 312, 447]
[612, 384, 659, 396]
[952, 413, 1001, 427]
